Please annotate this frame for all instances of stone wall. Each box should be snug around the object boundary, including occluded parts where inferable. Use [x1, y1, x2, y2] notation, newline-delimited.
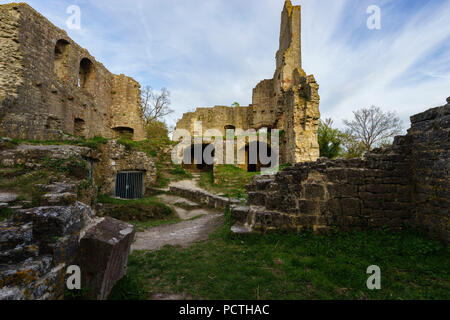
[0, 3, 146, 141]
[0, 198, 135, 300]
[0, 142, 137, 300]
[94, 140, 157, 196]
[234, 99, 449, 243]
[175, 1, 320, 166]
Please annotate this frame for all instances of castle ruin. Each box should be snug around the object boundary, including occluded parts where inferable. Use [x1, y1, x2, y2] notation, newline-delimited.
[175, 1, 320, 170]
[0, 3, 146, 141]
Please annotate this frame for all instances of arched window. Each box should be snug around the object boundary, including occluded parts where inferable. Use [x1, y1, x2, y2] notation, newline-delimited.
[78, 58, 95, 92]
[74, 118, 86, 137]
[113, 127, 134, 140]
[54, 39, 70, 82]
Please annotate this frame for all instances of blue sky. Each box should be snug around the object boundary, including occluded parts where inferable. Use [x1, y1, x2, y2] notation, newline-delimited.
[2, 0, 449, 131]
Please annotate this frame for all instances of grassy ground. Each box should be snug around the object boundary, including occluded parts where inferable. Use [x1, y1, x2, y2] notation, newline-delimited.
[198, 165, 258, 199]
[97, 194, 178, 231]
[110, 210, 449, 300]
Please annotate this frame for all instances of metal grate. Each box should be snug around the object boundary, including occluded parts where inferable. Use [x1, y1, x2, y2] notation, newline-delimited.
[115, 171, 144, 199]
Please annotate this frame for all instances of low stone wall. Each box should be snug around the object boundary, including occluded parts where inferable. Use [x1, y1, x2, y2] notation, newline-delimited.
[234, 99, 449, 242]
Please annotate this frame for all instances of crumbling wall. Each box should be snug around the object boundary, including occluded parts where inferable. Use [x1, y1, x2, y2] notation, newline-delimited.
[0, 143, 137, 300]
[175, 1, 320, 165]
[0, 3, 146, 141]
[234, 99, 449, 243]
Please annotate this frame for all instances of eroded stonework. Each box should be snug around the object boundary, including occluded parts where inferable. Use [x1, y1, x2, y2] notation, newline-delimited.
[233, 99, 450, 243]
[0, 3, 146, 141]
[175, 1, 320, 166]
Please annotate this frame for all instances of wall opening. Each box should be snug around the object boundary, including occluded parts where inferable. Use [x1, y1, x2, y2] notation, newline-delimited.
[115, 171, 144, 199]
[246, 142, 272, 172]
[113, 127, 134, 140]
[54, 39, 70, 83]
[78, 58, 95, 92]
[183, 144, 215, 171]
[224, 125, 236, 138]
[74, 118, 86, 137]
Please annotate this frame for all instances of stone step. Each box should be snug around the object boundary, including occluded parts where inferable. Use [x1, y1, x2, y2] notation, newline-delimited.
[231, 223, 253, 235]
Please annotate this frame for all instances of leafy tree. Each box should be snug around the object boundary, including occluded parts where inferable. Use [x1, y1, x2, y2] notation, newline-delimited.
[318, 118, 342, 159]
[339, 131, 366, 159]
[145, 120, 170, 141]
[343, 106, 403, 152]
[231, 102, 240, 107]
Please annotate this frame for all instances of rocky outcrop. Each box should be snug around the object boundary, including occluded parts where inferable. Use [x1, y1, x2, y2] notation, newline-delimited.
[0, 202, 135, 300]
[0, 202, 96, 300]
[234, 99, 449, 243]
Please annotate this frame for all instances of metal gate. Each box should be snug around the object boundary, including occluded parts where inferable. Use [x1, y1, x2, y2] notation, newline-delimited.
[115, 171, 144, 199]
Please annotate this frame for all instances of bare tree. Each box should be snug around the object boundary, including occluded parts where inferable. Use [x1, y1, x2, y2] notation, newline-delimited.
[343, 106, 403, 152]
[141, 86, 174, 122]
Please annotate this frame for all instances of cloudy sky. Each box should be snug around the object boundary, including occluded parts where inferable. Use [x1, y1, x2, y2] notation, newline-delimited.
[2, 0, 449, 131]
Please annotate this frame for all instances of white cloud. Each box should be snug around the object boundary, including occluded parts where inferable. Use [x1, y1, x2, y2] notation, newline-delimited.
[1, 0, 449, 131]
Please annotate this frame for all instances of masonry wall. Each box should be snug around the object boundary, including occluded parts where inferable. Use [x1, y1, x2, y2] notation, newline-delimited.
[0, 3, 146, 141]
[236, 99, 449, 243]
[175, 1, 320, 166]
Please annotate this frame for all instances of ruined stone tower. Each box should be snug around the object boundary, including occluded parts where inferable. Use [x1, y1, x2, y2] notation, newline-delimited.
[0, 3, 146, 141]
[175, 0, 320, 168]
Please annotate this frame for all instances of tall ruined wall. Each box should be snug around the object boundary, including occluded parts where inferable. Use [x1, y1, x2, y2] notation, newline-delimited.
[0, 3, 146, 141]
[234, 99, 450, 243]
[110, 74, 146, 140]
[175, 1, 320, 165]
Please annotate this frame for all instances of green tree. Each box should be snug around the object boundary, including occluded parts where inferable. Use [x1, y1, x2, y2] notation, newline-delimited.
[145, 120, 169, 141]
[339, 131, 366, 159]
[231, 102, 240, 107]
[318, 119, 342, 159]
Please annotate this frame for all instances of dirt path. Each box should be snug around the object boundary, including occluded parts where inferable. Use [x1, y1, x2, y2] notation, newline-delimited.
[131, 179, 224, 252]
[131, 212, 223, 252]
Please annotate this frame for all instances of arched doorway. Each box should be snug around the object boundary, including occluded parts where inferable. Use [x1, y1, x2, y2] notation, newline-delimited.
[245, 141, 272, 172]
[113, 127, 134, 140]
[183, 144, 215, 171]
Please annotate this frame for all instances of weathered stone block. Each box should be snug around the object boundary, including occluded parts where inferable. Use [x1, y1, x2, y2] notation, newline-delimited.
[79, 217, 135, 300]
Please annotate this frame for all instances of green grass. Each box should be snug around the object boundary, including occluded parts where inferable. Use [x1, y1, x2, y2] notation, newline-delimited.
[0, 208, 14, 222]
[97, 195, 177, 229]
[6, 135, 109, 150]
[110, 210, 449, 300]
[198, 165, 258, 199]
